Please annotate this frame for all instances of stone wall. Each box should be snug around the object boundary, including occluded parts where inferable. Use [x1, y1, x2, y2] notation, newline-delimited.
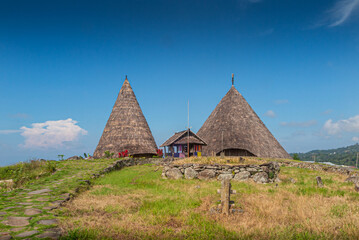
[279, 161, 354, 176]
[162, 162, 280, 183]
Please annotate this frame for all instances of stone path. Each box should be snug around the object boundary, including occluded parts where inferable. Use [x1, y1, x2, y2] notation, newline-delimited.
[0, 185, 66, 239]
[1, 158, 167, 239]
[0, 172, 89, 239]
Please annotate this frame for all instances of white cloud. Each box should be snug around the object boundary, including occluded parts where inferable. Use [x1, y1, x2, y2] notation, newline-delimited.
[353, 136, 359, 142]
[274, 99, 289, 105]
[323, 115, 359, 135]
[0, 130, 22, 134]
[280, 120, 317, 127]
[327, 0, 359, 27]
[20, 118, 87, 149]
[264, 110, 276, 118]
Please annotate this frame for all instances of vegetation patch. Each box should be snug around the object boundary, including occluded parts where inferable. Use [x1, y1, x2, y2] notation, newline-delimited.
[60, 164, 359, 239]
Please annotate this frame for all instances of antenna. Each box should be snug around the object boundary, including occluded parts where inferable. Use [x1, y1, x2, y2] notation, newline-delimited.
[188, 100, 190, 158]
[232, 73, 234, 86]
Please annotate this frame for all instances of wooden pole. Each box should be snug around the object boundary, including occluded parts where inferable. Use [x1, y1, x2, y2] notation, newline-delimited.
[221, 179, 231, 215]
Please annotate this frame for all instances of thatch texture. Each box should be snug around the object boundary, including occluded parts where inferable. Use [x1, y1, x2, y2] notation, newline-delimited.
[93, 78, 157, 158]
[160, 130, 206, 147]
[197, 85, 291, 158]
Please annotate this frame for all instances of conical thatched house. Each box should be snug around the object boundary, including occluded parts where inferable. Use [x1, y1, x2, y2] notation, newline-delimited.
[93, 76, 157, 158]
[197, 76, 290, 159]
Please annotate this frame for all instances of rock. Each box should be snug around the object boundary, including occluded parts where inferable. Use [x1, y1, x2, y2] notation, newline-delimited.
[184, 168, 198, 179]
[28, 189, 51, 195]
[165, 168, 183, 179]
[198, 170, 216, 180]
[316, 176, 324, 188]
[10, 227, 24, 232]
[233, 171, 251, 181]
[3, 216, 31, 227]
[345, 176, 359, 184]
[246, 167, 258, 173]
[0, 212, 6, 216]
[270, 161, 281, 172]
[37, 219, 58, 225]
[253, 172, 269, 183]
[289, 178, 296, 183]
[24, 208, 42, 216]
[0, 232, 11, 240]
[19, 202, 32, 205]
[355, 183, 359, 192]
[15, 230, 39, 238]
[36, 228, 61, 239]
[261, 166, 269, 172]
[217, 174, 233, 181]
[36, 197, 49, 201]
[275, 178, 282, 183]
[43, 206, 57, 210]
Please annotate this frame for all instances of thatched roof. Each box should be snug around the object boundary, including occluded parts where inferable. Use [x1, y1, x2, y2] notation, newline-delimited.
[197, 85, 290, 158]
[160, 129, 207, 147]
[93, 77, 157, 158]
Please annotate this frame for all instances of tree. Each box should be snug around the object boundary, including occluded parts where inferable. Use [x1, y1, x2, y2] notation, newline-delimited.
[293, 153, 300, 160]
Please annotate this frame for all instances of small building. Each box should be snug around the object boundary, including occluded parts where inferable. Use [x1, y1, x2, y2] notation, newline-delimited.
[160, 129, 207, 158]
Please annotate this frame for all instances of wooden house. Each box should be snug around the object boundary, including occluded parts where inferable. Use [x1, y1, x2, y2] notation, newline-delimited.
[160, 129, 207, 158]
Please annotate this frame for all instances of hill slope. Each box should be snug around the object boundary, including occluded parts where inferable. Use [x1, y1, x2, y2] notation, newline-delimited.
[292, 144, 359, 167]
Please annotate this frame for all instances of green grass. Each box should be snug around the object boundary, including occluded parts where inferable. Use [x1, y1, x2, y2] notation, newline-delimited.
[59, 164, 359, 239]
[0, 158, 118, 237]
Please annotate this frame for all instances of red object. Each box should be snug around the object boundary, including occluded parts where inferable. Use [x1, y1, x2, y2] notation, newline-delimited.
[118, 150, 129, 158]
[157, 149, 163, 157]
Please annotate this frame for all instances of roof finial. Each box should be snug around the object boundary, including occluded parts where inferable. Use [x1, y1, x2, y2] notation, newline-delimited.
[232, 73, 234, 86]
[125, 75, 128, 80]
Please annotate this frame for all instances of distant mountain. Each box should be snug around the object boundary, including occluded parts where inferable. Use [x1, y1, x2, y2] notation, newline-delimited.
[291, 144, 359, 167]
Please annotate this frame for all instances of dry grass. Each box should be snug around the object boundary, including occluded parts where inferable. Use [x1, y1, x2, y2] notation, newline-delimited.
[60, 165, 359, 239]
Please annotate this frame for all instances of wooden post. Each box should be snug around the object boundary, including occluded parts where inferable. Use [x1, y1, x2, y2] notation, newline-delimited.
[221, 179, 231, 215]
[316, 176, 324, 188]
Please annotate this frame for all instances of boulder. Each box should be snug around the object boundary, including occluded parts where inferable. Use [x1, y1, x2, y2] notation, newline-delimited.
[233, 171, 251, 181]
[345, 176, 359, 184]
[165, 168, 183, 179]
[253, 172, 269, 183]
[184, 168, 198, 179]
[198, 169, 216, 180]
[217, 174, 233, 181]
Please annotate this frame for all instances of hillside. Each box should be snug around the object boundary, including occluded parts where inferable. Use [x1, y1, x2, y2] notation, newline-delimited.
[292, 144, 359, 167]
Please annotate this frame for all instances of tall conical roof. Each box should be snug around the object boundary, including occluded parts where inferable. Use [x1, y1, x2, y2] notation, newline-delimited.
[197, 85, 290, 159]
[93, 77, 157, 158]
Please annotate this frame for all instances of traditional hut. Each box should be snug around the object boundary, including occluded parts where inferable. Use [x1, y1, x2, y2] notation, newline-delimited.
[93, 76, 157, 158]
[160, 129, 207, 157]
[197, 75, 291, 158]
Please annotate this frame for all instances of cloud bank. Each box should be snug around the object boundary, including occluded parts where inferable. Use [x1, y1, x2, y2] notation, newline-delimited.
[323, 115, 359, 135]
[20, 118, 87, 149]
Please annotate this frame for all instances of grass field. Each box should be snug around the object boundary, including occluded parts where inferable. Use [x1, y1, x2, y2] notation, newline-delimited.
[59, 164, 359, 240]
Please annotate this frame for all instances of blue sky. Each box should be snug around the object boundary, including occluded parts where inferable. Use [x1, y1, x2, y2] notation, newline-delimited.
[1, 0, 359, 166]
